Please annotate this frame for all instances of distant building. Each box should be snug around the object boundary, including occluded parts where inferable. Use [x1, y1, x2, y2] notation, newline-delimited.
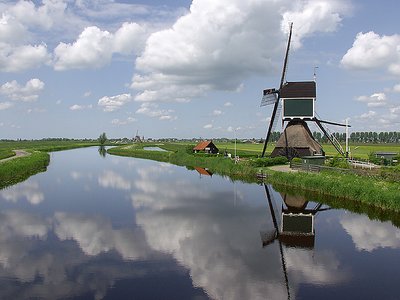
[375, 152, 398, 162]
[193, 140, 219, 154]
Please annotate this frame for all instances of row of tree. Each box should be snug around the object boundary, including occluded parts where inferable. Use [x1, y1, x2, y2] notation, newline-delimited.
[267, 131, 400, 144]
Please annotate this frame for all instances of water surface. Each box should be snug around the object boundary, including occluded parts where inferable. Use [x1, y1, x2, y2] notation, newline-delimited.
[0, 147, 399, 299]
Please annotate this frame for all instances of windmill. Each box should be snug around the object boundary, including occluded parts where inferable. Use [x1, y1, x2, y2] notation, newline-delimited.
[261, 23, 349, 159]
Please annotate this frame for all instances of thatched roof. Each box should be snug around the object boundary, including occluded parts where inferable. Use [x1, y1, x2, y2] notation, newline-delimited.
[271, 120, 324, 158]
[274, 120, 322, 150]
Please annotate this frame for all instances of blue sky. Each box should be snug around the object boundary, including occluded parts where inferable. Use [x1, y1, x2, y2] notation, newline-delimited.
[0, 0, 399, 139]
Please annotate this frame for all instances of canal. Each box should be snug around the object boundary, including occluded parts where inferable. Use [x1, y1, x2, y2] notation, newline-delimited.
[0, 147, 399, 299]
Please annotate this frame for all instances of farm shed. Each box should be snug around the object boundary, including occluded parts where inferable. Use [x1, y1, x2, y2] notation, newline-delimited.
[193, 141, 219, 154]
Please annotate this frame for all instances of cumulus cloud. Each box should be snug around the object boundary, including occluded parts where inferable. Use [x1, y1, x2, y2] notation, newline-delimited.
[54, 23, 148, 70]
[356, 92, 387, 107]
[0, 78, 44, 102]
[98, 93, 132, 112]
[282, 0, 350, 49]
[341, 31, 400, 74]
[224, 101, 233, 107]
[54, 26, 114, 70]
[131, 0, 349, 103]
[0, 44, 50, 72]
[136, 103, 177, 120]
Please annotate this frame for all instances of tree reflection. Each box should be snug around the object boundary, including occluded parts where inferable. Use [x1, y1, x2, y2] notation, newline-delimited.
[98, 146, 107, 158]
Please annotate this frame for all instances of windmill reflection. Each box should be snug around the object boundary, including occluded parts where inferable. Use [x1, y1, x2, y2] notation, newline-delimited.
[260, 184, 330, 299]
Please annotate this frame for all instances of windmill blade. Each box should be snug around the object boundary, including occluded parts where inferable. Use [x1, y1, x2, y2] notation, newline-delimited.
[279, 22, 293, 89]
[261, 23, 293, 157]
[262, 96, 281, 157]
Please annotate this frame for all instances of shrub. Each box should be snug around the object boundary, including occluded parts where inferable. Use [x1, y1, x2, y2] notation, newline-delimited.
[250, 156, 288, 167]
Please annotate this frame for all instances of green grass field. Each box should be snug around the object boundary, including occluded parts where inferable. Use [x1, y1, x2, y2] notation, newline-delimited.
[190, 141, 400, 159]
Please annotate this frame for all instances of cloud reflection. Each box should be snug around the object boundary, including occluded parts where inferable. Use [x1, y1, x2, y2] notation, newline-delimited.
[0, 209, 159, 300]
[341, 213, 400, 251]
[0, 181, 44, 204]
[130, 163, 348, 299]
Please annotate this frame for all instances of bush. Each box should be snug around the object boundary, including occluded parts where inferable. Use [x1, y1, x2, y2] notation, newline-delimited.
[250, 156, 288, 167]
[326, 156, 350, 168]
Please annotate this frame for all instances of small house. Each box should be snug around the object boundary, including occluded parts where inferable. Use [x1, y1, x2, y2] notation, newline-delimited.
[193, 141, 219, 154]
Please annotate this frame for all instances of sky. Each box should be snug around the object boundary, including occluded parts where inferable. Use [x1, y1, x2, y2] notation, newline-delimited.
[0, 0, 399, 140]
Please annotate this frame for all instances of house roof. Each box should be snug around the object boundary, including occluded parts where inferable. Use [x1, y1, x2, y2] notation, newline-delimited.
[280, 81, 316, 98]
[193, 140, 213, 151]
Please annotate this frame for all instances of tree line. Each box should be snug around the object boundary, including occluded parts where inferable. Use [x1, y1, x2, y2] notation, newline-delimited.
[268, 131, 400, 144]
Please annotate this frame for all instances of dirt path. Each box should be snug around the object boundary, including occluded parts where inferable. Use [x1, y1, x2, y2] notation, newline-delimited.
[0, 150, 31, 163]
[268, 164, 298, 173]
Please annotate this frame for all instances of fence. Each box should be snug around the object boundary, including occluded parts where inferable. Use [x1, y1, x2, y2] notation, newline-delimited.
[289, 161, 371, 175]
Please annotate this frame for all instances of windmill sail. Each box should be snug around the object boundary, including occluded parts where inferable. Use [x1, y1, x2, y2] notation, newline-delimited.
[261, 88, 278, 106]
[262, 23, 293, 157]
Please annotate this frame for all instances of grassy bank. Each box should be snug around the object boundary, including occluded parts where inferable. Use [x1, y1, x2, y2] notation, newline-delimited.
[266, 168, 400, 211]
[0, 151, 50, 189]
[108, 142, 400, 212]
[108, 143, 258, 182]
[0, 140, 105, 189]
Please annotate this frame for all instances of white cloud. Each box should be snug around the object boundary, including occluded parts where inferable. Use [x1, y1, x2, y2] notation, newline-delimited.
[113, 22, 147, 55]
[83, 91, 91, 97]
[224, 101, 233, 107]
[0, 44, 50, 72]
[393, 84, 400, 93]
[282, 0, 350, 49]
[0, 102, 13, 110]
[203, 124, 213, 129]
[131, 0, 349, 102]
[111, 117, 136, 125]
[98, 93, 132, 112]
[356, 92, 387, 107]
[359, 110, 376, 119]
[54, 22, 148, 70]
[136, 102, 176, 120]
[212, 109, 222, 116]
[54, 26, 114, 70]
[69, 104, 92, 111]
[0, 78, 44, 102]
[341, 31, 400, 74]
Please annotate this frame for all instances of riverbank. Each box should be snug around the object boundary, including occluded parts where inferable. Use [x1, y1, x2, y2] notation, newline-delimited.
[0, 141, 104, 189]
[0, 151, 50, 189]
[108, 143, 400, 212]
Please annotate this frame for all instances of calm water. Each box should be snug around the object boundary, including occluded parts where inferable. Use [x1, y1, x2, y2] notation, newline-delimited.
[0, 147, 400, 300]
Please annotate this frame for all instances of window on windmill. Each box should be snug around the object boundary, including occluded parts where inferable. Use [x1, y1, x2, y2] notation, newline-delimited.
[283, 98, 314, 118]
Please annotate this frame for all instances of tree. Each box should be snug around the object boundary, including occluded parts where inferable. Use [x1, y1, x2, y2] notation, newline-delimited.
[98, 132, 107, 145]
